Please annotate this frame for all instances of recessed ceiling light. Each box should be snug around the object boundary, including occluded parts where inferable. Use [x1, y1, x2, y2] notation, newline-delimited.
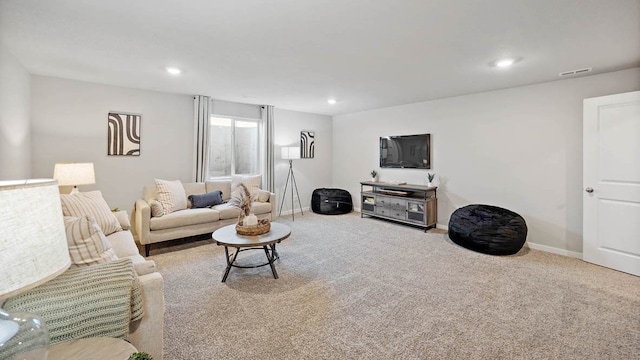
[327, 99, 337, 105]
[495, 58, 515, 68]
[166, 67, 182, 75]
[491, 57, 524, 68]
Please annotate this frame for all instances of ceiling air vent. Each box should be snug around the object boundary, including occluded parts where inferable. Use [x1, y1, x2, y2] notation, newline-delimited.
[559, 67, 592, 77]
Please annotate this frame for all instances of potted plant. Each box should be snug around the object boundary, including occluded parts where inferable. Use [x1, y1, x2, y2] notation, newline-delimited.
[370, 170, 378, 182]
[427, 173, 435, 187]
[128, 352, 153, 360]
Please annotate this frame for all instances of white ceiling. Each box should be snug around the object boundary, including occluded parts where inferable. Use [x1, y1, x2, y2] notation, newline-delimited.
[1, 0, 639, 116]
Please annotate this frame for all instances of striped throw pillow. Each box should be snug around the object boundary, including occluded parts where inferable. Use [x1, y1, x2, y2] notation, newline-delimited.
[64, 215, 118, 267]
[60, 191, 122, 236]
[154, 179, 187, 215]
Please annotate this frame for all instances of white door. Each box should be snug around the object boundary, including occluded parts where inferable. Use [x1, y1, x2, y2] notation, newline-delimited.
[583, 91, 640, 276]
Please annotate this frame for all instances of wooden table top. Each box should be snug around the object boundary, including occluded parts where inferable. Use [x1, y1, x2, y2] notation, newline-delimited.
[212, 222, 291, 247]
[47, 337, 137, 360]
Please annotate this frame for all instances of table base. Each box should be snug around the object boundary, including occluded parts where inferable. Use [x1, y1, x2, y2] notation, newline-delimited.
[222, 244, 279, 282]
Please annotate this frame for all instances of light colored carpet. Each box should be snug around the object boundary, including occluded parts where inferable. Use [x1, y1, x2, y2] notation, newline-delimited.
[149, 212, 640, 359]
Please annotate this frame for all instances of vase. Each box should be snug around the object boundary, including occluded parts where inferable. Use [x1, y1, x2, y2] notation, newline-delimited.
[244, 213, 258, 226]
[371, 177, 377, 182]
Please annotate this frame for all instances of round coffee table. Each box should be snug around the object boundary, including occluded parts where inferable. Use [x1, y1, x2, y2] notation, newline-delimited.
[212, 222, 291, 282]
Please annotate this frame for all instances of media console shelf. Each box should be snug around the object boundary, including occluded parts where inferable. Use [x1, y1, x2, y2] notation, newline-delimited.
[360, 181, 437, 231]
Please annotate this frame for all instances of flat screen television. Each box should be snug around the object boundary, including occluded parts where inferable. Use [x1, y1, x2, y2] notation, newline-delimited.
[380, 134, 431, 169]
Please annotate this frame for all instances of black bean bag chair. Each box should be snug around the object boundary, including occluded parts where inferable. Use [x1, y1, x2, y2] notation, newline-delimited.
[448, 204, 527, 255]
[311, 188, 353, 215]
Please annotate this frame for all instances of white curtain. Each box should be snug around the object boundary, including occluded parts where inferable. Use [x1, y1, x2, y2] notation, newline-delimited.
[261, 105, 275, 192]
[193, 95, 211, 182]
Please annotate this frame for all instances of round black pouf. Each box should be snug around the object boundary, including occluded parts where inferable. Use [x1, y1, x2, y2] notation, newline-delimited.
[448, 204, 527, 255]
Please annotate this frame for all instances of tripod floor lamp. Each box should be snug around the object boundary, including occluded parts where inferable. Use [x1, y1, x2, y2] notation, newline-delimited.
[279, 147, 303, 220]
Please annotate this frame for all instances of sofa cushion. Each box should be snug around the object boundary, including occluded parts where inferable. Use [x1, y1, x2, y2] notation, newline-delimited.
[182, 182, 206, 208]
[64, 215, 118, 267]
[60, 190, 122, 236]
[189, 191, 224, 208]
[206, 180, 231, 201]
[251, 201, 272, 215]
[107, 229, 140, 259]
[211, 203, 242, 220]
[155, 179, 188, 215]
[149, 208, 220, 231]
[107, 230, 157, 276]
[143, 184, 158, 203]
[182, 182, 206, 197]
[231, 174, 262, 192]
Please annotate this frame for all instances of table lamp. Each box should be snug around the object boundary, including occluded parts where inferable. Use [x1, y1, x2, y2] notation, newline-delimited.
[0, 179, 71, 359]
[278, 147, 303, 220]
[52, 163, 95, 194]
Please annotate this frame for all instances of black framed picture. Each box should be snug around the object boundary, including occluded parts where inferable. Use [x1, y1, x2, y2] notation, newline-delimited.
[108, 111, 141, 156]
[300, 130, 314, 158]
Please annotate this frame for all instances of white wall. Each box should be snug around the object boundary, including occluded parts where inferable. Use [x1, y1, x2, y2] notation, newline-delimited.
[275, 108, 333, 215]
[333, 68, 640, 256]
[0, 44, 31, 179]
[29, 75, 333, 215]
[31, 76, 193, 211]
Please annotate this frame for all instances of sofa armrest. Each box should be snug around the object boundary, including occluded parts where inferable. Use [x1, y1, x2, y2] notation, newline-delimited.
[133, 260, 157, 276]
[268, 191, 276, 221]
[133, 199, 152, 246]
[127, 271, 164, 360]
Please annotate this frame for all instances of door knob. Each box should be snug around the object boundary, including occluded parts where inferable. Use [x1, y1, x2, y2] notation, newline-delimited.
[585, 187, 594, 193]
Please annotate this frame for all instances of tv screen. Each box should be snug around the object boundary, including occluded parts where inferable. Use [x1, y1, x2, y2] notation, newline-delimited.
[380, 134, 431, 169]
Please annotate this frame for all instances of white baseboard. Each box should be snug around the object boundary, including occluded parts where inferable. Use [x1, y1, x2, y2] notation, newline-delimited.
[350, 211, 581, 258]
[526, 242, 582, 259]
[278, 207, 311, 217]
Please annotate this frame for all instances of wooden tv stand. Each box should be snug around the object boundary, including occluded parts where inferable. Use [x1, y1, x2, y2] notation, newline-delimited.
[360, 181, 437, 231]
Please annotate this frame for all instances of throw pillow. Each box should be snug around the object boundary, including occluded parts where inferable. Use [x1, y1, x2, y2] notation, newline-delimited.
[60, 190, 123, 236]
[154, 179, 188, 215]
[112, 210, 130, 230]
[256, 189, 271, 202]
[231, 174, 262, 192]
[149, 199, 164, 217]
[188, 191, 224, 208]
[64, 215, 118, 267]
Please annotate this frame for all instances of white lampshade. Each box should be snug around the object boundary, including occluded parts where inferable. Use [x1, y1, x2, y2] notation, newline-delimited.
[281, 147, 301, 160]
[0, 179, 71, 300]
[0, 179, 70, 359]
[53, 163, 95, 187]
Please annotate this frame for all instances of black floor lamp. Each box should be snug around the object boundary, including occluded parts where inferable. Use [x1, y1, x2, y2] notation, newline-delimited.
[279, 146, 303, 220]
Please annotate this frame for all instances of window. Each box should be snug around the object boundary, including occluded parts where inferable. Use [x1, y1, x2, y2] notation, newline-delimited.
[207, 116, 261, 178]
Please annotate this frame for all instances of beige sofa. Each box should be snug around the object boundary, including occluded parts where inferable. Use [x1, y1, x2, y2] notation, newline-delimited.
[109, 211, 165, 360]
[7, 209, 165, 359]
[132, 179, 276, 256]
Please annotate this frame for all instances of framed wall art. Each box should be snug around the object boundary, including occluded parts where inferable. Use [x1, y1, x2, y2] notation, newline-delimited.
[300, 130, 314, 158]
[108, 111, 141, 156]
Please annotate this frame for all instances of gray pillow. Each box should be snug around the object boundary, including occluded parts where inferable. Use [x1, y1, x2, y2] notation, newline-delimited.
[188, 191, 224, 208]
